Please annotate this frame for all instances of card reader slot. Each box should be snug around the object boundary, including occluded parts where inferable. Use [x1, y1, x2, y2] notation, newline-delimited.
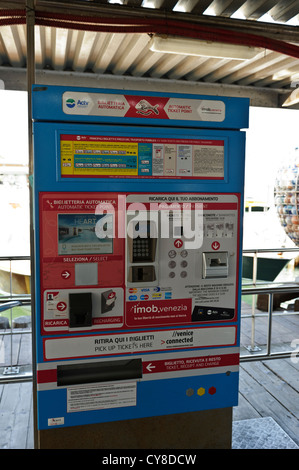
[69, 292, 92, 328]
[57, 359, 142, 386]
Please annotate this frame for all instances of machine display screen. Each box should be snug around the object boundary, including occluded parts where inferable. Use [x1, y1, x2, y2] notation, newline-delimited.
[57, 213, 113, 255]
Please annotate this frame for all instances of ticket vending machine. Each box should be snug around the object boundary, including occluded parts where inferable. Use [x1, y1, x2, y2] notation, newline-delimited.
[32, 86, 249, 439]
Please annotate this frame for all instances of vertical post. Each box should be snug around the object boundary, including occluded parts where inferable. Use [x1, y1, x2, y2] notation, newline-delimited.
[267, 293, 273, 356]
[26, 0, 37, 449]
[248, 251, 260, 352]
[27, 0, 35, 136]
[251, 251, 257, 348]
[9, 260, 13, 370]
[3, 258, 20, 375]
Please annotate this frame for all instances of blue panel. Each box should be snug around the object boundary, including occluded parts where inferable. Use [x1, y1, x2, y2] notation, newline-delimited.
[37, 372, 239, 429]
[32, 85, 249, 130]
[32, 85, 248, 431]
[33, 122, 246, 193]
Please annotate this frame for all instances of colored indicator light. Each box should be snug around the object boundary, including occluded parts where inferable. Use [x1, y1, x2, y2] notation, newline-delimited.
[208, 386, 216, 395]
[197, 387, 205, 396]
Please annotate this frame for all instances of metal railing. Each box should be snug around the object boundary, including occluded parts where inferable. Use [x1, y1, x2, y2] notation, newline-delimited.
[241, 284, 299, 361]
[0, 256, 32, 382]
[242, 247, 299, 285]
[241, 247, 299, 362]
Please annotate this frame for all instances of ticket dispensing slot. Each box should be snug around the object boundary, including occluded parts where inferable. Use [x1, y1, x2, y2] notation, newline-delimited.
[57, 359, 143, 386]
[202, 252, 229, 279]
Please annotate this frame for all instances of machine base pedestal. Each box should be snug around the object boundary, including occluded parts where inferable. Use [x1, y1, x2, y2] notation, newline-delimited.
[36, 407, 232, 449]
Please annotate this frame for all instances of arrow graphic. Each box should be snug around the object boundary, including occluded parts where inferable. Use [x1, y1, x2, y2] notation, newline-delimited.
[57, 302, 67, 311]
[174, 239, 183, 249]
[211, 241, 220, 250]
[61, 270, 71, 279]
[146, 363, 156, 372]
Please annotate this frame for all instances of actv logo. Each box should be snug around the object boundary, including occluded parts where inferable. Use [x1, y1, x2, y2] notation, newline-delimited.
[65, 98, 75, 108]
[65, 98, 89, 109]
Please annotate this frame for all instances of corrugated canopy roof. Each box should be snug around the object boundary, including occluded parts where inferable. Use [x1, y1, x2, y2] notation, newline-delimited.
[0, 0, 299, 99]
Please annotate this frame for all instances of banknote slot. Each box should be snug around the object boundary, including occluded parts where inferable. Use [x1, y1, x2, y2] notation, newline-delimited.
[203, 252, 228, 279]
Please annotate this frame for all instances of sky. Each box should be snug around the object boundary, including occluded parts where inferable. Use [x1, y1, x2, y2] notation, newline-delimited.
[245, 105, 299, 204]
[0, 91, 29, 256]
[0, 90, 29, 165]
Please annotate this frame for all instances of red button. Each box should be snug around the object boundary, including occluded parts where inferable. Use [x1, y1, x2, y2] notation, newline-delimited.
[174, 239, 183, 249]
[211, 241, 220, 250]
[208, 386, 216, 395]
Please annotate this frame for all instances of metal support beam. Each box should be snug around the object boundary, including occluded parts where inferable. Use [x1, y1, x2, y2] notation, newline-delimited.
[0, 66, 296, 109]
[1, 0, 299, 43]
[26, 0, 37, 451]
[33, 0, 299, 43]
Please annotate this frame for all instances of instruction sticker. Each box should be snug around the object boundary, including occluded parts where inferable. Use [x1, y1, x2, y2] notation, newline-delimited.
[44, 326, 237, 360]
[67, 382, 137, 413]
[60, 135, 225, 179]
